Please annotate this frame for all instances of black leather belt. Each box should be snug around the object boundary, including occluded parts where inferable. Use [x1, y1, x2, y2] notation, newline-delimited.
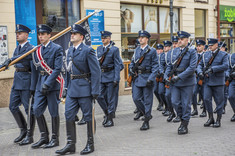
[71, 73, 91, 80]
[40, 71, 49, 76]
[137, 69, 151, 74]
[101, 66, 114, 72]
[15, 68, 30, 72]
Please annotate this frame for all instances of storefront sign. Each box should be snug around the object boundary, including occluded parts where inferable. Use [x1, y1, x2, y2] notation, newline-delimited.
[0, 26, 8, 64]
[220, 5, 235, 22]
[86, 9, 104, 50]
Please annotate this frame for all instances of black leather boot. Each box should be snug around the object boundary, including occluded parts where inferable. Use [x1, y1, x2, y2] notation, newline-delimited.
[104, 113, 114, 127]
[77, 115, 86, 125]
[80, 121, 94, 155]
[163, 109, 171, 116]
[102, 110, 108, 125]
[231, 114, 235, 122]
[12, 111, 27, 143]
[204, 113, 214, 127]
[191, 104, 198, 116]
[157, 101, 164, 111]
[140, 116, 150, 131]
[173, 116, 181, 123]
[213, 114, 222, 128]
[134, 108, 139, 114]
[167, 112, 176, 122]
[55, 121, 76, 155]
[200, 107, 207, 117]
[178, 120, 188, 135]
[134, 111, 143, 120]
[44, 116, 60, 148]
[31, 115, 49, 149]
[19, 114, 35, 145]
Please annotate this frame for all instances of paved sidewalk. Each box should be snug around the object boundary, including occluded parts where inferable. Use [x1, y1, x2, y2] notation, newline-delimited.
[0, 95, 235, 156]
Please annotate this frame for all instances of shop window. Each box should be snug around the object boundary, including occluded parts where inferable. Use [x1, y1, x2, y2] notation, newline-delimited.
[36, 0, 80, 33]
[144, 6, 158, 33]
[195, 9, 206, 40]
[159, 8, 179, 33]
[220, 23, 235, 53]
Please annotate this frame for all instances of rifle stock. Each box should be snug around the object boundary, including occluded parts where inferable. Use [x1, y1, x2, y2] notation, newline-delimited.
[127, 75, 132, 87]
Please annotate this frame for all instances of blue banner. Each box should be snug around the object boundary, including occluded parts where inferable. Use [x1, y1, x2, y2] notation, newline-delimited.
[15, 0, 37, 46]
[86, 10, 104, 50]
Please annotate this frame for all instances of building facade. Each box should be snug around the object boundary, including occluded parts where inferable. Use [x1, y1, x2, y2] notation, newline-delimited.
[0, 0, 235, 107]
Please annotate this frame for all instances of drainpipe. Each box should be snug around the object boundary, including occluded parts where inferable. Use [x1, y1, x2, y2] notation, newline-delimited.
[217, 0, 220, 41]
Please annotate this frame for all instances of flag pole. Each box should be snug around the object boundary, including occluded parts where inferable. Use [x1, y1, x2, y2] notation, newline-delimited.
[0, 10, 100, 72]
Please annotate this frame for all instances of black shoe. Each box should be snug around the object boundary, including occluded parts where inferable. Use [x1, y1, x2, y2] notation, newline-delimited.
[12, 111, 27, 143]
[19, 114, 35, 146]
[222, 109, 225, 114]
[134, 112, 143, 120]
[80, 121, 94, 155]
[213, 108, 217, 114]
[167, 113, 176, 122]
[102, 110, 108, 125]
[173, 116, 180, 123]
[31, 115, 49, 149]
[104, 113, 114, 127]
[191, 110, 198, 116]
[77, 116, 86, 125]
[163, 110, 171, 116]
[140, 116, 150, 131]
[178, 120, 188, 135]
[231, 114, 235, 122]
[213, 114, 222, 128]
[55, 121, 76, 155]
[141, 115, 152, 121]
[44, 116, 60, 148]
[199, 111, 207, 117]
[200, 104, 204, 109]
[204, 113, 214, 127]
[134, 108, 139, 114]
[162, 109, 167, 115]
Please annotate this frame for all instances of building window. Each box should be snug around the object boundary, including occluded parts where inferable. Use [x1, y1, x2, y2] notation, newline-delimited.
[195, 9, 206, 40]
[121, 3, 180, 88]
[220, 23, 235, 53]
[36, 0, 80, 33]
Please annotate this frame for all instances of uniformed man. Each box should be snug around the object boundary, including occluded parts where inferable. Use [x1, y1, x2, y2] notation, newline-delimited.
[31, 24, 63, 149]
[191, 39, 206, 117]
[97, 31, 121, 127]
[155, 44, 164, 112]
[228, 52, 235, 122]
[55, 24, 100, 155]
[159, 41, 172, 117]
[1, 24, 37, 145]
[168, 36, 181, 123]
[172, 36, 179, 49]
[197, 38, 228, 128]
[129, 30, 158, 130]
[165, 31, 197, 134]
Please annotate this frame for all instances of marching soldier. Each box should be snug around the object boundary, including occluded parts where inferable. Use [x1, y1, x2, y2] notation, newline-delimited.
[97, 31, 121, 127]
[197, 38, 228, 128]
[129, 30, 158, 130]
[191, 39, 206, 117]
[159, 41, 172, 117]
[155, 44, 164, 112]
[168, 36, 181, 123]
[31, 24, 63, 149]
[165, 31, 197, 134]
[172, 36, 179, 49]
[228, 52, 235, 122]
[55, 24, 100, 155]
[1, 24, 37, 145]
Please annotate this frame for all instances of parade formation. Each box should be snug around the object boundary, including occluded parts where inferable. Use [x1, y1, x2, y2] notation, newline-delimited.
[0, 12, 235, 155]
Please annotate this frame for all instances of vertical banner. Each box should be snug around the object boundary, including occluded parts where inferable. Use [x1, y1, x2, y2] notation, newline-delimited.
[86, 10, 104, 50]
[15, 0, 37, 46]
